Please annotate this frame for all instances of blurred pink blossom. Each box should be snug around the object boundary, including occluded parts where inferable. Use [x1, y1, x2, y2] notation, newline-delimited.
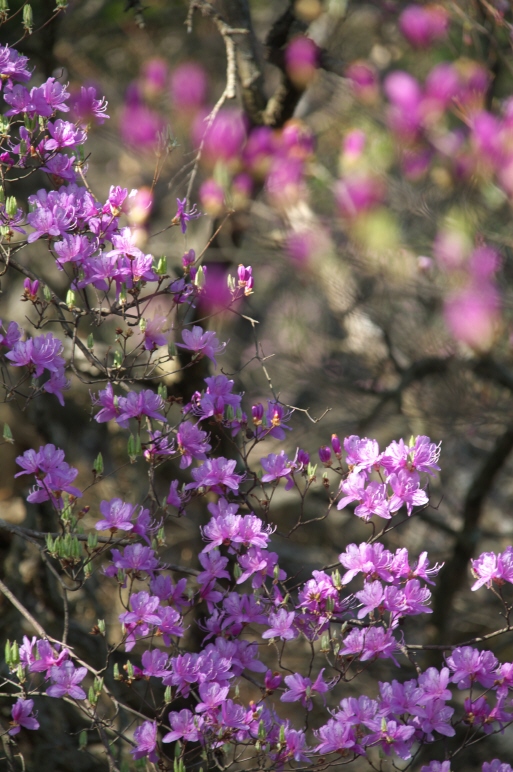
[399, 4, 448, 48]
[170, 62, 207, 111]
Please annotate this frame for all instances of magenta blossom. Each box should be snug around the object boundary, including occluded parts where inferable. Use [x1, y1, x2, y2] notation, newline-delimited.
[176, 325, 226, 365]
[47, 661, 87, 700]
[9, 699, 39, 736]
[131, 721, 158, 763]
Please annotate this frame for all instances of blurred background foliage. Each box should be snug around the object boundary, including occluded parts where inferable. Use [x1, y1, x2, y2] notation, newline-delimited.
[3, 0, 513, 768]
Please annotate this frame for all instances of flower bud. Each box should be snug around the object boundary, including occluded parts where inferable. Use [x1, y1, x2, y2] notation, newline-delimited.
[318, 446, 332, 465]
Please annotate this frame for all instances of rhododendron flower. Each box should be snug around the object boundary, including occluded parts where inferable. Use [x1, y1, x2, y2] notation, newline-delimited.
[131, 721, 158, 763]
[261, 450, 296, 489]
[95, 498, 136, 532]
[9, 699, 39, 735]
[281, 670, 330, 710]
[471, 546, 513, 592]
[185, 457, 244, 493]
[176, 325, 226, 365]
[47, 661, 87, 699]
[262, 608, 297, 641]
[174, 197, 201, 233]
[162, 709, 204, 743]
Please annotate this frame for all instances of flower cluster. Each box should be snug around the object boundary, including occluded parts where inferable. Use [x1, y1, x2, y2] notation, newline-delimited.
[15, 444, 81, 508]
[334, 434, 439, 520]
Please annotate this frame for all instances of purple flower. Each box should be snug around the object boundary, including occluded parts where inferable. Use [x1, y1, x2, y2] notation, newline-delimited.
[344, 435, 381, 472]
[9, 699, 39, 736]
[176, 325, 226, 366]
[340, 627, 399, 665]
[109, 544, 160, 575]
[471, 547, 513, 590]
[177, 421, 211, 468]
[414, 698, 455, 738]
[162, 709, 204, 744]
[131, 721, 158, 763]
[30, 78, 70, 116]
[262, 608, 297, 640]
[142, 309, 169, 350]
[337, 473, 390, 521]
[237, 547, 285, 588]
[221, 592, 267, 633]
[355, 581, 385, 619]
[281, 670, 330, 710]
[16, 444, 65, 477]
[157, 606, 184, 645]
[315, 719, 357, 754]
[43, 369, 70, 406]
[339, 542, 393, 584]
[29, 640, 68, 674]
[70, 85, 109, 126]
[388, 469, 428, 515]
[174, 197, 201, 233]
[141, 649, 170, 678]
[446, 646, 498, 689]
[0, 45, 32, 88]
[185, 457, 244, 493]
[96, 498, 136, 532]
[92, 383, 120, 424]
[0, 320, 22, 348]
[421, 763, 452, 772]
[261, 450, 296, 490]
[196, 682, 230, 713]
[47, 661, 87, 699]
[117, 389, 167, 425]
[6, 333, 65, 376]
[363, 719, 415, 760]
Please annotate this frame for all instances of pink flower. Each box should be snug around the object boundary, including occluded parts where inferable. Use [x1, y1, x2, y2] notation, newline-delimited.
[131, 721, 158, 763]
[176, 325, 226, 365]
[47, 661, 87, 700]
[9, 699, 39, 735]
[262, 608, 297, 640]
[399, 4, 448, 49]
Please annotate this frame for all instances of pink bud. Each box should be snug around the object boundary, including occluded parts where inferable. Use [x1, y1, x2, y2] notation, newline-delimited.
[170, 62, 207, 111]
[346, 61, 379, 103]
[285, 36, 319, 88]
[141, 58, 168, 97]
[199, 179, 225, 217]
[399, 4, 448, 49]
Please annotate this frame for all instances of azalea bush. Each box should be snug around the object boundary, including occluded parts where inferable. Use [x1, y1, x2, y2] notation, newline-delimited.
[2, 1, 513, 771]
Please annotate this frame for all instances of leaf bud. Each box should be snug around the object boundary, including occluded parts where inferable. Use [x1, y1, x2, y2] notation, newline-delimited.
[3, 423, 13, 443]
[154, 255, 167, 275]
[22, 4, 33, 33]
[78, 730, 88, 751]
[193, 265, 205, 289]
[320, 633, 331, 652]
[5, 196, 17, 217]
[93, 452, 104, 476]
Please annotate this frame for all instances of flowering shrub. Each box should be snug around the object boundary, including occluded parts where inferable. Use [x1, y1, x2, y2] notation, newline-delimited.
[2, 2, 513, 771]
